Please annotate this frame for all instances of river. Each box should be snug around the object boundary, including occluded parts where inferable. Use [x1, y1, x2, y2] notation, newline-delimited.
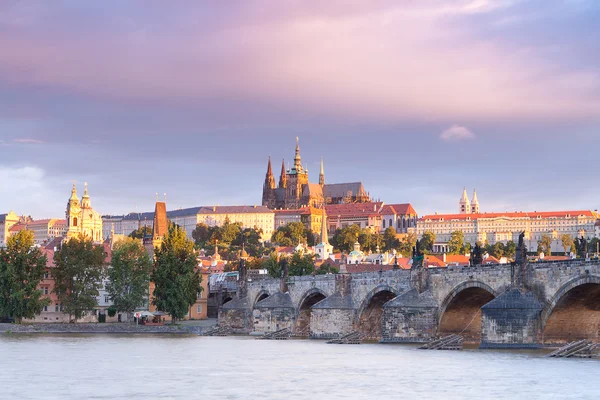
[1, 335, 598, 399]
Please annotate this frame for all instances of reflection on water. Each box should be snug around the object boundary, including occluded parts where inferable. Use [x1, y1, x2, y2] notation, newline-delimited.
[1, 335, 598, 400]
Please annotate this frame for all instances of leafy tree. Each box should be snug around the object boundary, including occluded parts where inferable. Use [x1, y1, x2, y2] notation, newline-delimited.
[419, 231, 436, 253]
[152, 225, 202, 324]
[288, 252, 315, 276]
[447, 231, 464, 255]
[129, 226, 152, 240]
[316, 261, 339, 275]
[589, 238, 600, 255]
[0, 230, 50, 323]
[537, 234, 553, 256]
[191, 222, 210, 247]
[492, 242, 505, 258]
[271, 222, 310, 246]
[560, 234, 574, 255]
[263, 254, 281, 278]
[382, 227, 399, 252]
[53, 235, 106, 321]
[106, 237, 153, 319]
[504, 241, 517, 259]
[398, 233, 417, 257]
[332, 225, 362, 252]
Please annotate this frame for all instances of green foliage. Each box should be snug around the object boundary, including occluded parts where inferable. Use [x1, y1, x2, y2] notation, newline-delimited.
[397, 232, 417, 257]
[537, 234, 553, 256]
[192, 219, 265, 259]
[332, 225, 362, 252]
[53, 235, 106, 321]
[316, 262, 339, 275]
[152, 225, 202, 324]
[382, 227, 399, 252]
[129, 226, 152, 240]
[288, 252, 316, 276]
[107, 306, 117, 317]
[560, 234, 574, 255]
[271, 222, 314, 247]
[106, 237, 152, 317]
[0, 230, 50, 323]
[589, 238, 599, 255]
[419, 231, 436, 253]
[491, 242, 505, 258]
[447, 231, 465, 255]
[262, 254, 281, 278]
[504, 241, 517, 258]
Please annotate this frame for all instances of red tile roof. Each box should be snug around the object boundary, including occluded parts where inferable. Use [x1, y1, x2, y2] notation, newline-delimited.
[381, 203, 417, 216]
[420, 210, 596, 221]
[325, 202, 383, 218]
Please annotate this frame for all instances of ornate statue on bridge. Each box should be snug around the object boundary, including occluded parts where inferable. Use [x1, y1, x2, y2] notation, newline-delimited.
[576, 236, 588, 258]
[470, 243, 483, 266]
[411, 240, 424, 269]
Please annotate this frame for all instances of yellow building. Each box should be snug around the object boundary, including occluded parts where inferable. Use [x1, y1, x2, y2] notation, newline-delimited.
[0, 211, 19, 247]
[65, 182, 103, 243]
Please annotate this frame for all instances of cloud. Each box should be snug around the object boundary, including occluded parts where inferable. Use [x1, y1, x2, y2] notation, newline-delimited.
[14, 138, 44, 144]
[440, 125, 476, 141]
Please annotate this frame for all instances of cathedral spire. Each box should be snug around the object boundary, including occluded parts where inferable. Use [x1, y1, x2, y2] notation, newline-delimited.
[459, 187, 471, 214]
[471, 188, 480, 214]
[264, 156, 276, 189]
[279, 158, 287, 188]
[320, 204, 329, 245]
[319, 158, 325, 186]
[294, 136, 302, 172]
[81, 182, 91, 208]
[69, 181, 79, 202]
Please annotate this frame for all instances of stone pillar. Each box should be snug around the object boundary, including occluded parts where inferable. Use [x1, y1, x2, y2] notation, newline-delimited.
[280, 258, 289, 293]
[479, 288, 542, 349]
[309, 274, 356, 339]
[381, 289, 439, 343]
[251, 292, 296, 336]
[217, 258, 252, 333]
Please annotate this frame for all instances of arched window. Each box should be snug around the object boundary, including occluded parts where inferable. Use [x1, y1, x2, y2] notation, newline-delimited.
[397, 219, 401, 229]
[73, 217, 78, 227]
[383, 220, 386, 228]
[389, 219, 392, 228]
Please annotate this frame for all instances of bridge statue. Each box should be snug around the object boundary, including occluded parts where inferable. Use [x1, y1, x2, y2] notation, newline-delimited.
[471, 243, 483, 266]
[577, 236, 588, 259]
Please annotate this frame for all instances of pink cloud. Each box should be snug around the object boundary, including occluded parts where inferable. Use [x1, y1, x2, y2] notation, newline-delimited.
[440, 125, 476, 141]
[14, 138, 44, 144]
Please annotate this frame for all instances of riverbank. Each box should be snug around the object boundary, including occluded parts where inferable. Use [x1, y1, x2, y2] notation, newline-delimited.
[0, 319, 217, 335]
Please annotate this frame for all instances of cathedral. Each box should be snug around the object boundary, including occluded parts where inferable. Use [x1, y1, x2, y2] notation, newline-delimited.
[262, 138, 371, 209]
[65, 182, 103, 242]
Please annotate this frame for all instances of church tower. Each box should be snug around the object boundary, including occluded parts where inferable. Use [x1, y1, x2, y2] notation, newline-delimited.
[471, 189, 480, 214]
[285, 137, 309, 208]
[66, 182, 81, 238]
[459, 187, 471, 214]
[278, 159, 287, 189]
[319, 158, 325, 187]
[261, 157, 277, 208]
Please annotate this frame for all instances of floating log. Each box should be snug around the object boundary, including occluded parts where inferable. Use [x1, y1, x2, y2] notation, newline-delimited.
[257, 328, 292, 340]
[419, 334, 464, 350]
[546, 340, 598, 358]
[327, 331, 362, 344]
[202, 325, 231, 337]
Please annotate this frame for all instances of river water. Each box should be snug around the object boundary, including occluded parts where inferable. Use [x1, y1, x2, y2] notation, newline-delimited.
[1, 335, 598, 399]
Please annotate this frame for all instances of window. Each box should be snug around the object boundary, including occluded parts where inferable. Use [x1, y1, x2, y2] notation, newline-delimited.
[382, 220, 385, 228]
[104, 296, 109, 303]
[44, 272, 49, 279]
[73, 217, 78, 227]
[43, 287, 49, 295]
[55, 304, 59, 312]
[197, 304, 202, 313]
[43, 306, 48, 312]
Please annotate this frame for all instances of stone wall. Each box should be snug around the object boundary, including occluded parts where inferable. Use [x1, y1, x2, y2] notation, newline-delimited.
[310, 308, 356, 339]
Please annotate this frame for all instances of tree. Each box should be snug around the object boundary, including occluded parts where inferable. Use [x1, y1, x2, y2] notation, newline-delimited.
[152, 225, 202, 324]
[382, 227, 399, 252]
[398, 233, 417, 257]
[129, 226, 152, 240]
[271, 222, 308, 246]
[53, 235, 106, 321]
[589, 238, 600, 256]
[560, 234, 574, 255]
[491, 242, 505, 258]
[537, 234, 553, 256]
[419, 231, 436, 253]
[0, 230, 50, 323]
[332, 225, 362, 252]
[447, 231, 464, 255]
[263, 254, 281, 278]
[504, 241, 517, 259]
[106, 237, 153, 320]
[288, 252, 315, 276]
[191, 222, 210, 247]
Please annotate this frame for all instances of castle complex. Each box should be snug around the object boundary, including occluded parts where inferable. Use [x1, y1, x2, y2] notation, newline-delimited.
[262, 138, 370, 209]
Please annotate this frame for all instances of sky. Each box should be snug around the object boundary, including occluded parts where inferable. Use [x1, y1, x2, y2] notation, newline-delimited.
[0, 0, 599, 219]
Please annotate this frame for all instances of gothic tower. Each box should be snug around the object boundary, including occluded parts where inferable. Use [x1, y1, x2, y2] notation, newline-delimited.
[319, 158, 325, 187]
[285, 137, 309, 208]
[261, 156, 277, 208]
[459, 187, 471, 214]
[66, 182, 81, 238]
[471, 189, 480, 214]
[278, 159, 287, 189]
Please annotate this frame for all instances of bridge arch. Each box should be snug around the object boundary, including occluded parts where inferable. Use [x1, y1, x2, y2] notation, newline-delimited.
[542, 275, 600, 344]
[252, 290, 270, 309]
[356, 284, 399, 340]
[438, 281, 497, 342]
[294, 288, 327, 336]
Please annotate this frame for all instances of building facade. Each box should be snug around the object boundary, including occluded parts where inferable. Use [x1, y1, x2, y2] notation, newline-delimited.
[412, 189, 598, 253]
[66, 183, 103, 243]
[8, 219, 67, 245]
[0, 211, 20, 247]
[262, 138, 371, 209]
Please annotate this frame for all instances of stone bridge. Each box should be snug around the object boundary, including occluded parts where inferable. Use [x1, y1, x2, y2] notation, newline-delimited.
[219, 260, 600, 347]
